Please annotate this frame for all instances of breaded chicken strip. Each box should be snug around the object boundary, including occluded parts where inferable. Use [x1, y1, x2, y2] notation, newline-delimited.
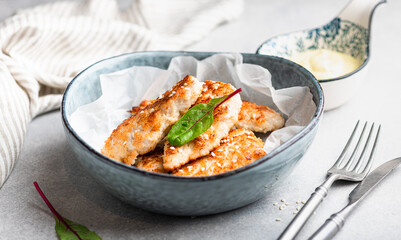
[163, 80, 242, 171]
[101, 75, 203, 165]
[134, 128, 266, 176]
[172, 128, 266, 176]
[135, 150, 165, 173]
[235, 101, 284, 133]
[132, 99, 284, 134]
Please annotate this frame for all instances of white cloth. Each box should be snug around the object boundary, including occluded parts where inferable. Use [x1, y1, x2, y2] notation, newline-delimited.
[0, 0, 243, 187]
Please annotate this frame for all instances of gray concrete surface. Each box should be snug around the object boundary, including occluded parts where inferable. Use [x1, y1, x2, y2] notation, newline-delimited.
[1, 0, 401, 239]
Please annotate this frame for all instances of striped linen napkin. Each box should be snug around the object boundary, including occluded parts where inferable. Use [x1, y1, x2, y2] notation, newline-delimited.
[0, 0, 243, 187]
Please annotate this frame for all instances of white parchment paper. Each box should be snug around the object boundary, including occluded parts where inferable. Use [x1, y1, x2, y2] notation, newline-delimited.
[69, 53, 317, 153]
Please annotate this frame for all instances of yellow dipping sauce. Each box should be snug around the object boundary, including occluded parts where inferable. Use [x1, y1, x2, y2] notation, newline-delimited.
[290, 49, 362, 80]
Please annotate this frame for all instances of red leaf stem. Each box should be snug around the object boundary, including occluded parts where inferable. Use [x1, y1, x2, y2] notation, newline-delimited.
[215, 88, 242, 109]
[33, 182, 83, 240]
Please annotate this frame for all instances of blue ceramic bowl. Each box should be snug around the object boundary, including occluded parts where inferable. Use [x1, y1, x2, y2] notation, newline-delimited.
[62, 51, 324, 216]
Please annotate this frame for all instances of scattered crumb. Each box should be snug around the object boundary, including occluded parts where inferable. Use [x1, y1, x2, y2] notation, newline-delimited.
[275, 218, 281, 222]
[273, 198, 305, 220]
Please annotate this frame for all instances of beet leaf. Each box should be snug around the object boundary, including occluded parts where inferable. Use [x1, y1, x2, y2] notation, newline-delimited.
[167, 88, 241, 146]
[33, 182, 101, 240]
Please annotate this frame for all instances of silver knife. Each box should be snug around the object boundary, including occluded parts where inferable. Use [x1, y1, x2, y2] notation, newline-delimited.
[309, 157, 401, 240]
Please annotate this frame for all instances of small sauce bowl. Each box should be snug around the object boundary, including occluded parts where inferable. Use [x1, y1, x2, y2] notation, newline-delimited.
[257, 0, 386, 110]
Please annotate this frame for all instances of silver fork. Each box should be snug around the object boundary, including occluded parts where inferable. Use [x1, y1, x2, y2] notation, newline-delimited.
[278, 121, 381, 240]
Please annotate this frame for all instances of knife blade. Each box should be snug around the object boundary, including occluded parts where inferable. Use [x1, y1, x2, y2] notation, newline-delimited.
[310, 158, 401, 240]
[349, 157, 401, 204]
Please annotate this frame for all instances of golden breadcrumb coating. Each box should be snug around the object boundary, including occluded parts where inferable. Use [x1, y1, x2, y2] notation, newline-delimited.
[172, 128, 266, 176]
[101, 75, 203, 165]
[129, 99, 156, 115]
[163, 80, 242, 171]
[235, 101, 284, 133]
[135, 150, 165, 173]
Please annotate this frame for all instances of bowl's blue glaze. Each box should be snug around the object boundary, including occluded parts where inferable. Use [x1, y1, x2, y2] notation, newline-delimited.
[62, 51, 324, 216]
[257, 18, 368, 61]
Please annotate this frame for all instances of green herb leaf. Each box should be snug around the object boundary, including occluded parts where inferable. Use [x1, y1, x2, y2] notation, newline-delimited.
[167, 88, 241, 147]
[33, 182, 102, 240]
[55, 217, 101, 240]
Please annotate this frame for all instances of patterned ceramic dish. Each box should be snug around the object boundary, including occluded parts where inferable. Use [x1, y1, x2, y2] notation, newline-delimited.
[257, 0, 385, 110]
[62, 51, 323, 216]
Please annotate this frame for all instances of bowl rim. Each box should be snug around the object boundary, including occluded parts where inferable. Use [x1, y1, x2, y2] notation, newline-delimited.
[61, 51, 324, 182]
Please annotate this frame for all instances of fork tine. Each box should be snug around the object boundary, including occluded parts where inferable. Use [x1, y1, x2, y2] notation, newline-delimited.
[360, 124, 381, 175]
[344, 121, 368, 170]
[352, 123, 376, 172]
[333, 120, 361, 168]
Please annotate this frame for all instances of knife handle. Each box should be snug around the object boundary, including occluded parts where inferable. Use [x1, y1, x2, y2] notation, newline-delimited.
[309, 204, 354, 240]
[278, 175, 338, 240]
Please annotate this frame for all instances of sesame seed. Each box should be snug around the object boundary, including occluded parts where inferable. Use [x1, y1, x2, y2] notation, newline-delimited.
[296, 207, 300, 211]
[281, 199, 285, 202]
[211, 152, 216, 157]
[235, 145, 239, 149]
[233, 159, 237, 163]
[201, 167, 205, 171]
[217, 162, 222, 167]
[169, 94, 173, 97]
[296, 201, 299, 204]
[140, 110, 144, 114]
[252, 113, 256, 119]
[279, 205, 285, 210]
[273, 202, 278, 206]
[293, 211, 298, 215]
[275, 218, 281, 222]
[285, 203, 290, 206]
[301, 201, 306, 204]
[170, 146, 175, 150]
[172, 91, 176, 94]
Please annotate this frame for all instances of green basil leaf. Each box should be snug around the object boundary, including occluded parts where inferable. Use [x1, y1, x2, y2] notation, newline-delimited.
[55, 217, 102, 240]
[166, 88, 241, 147]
